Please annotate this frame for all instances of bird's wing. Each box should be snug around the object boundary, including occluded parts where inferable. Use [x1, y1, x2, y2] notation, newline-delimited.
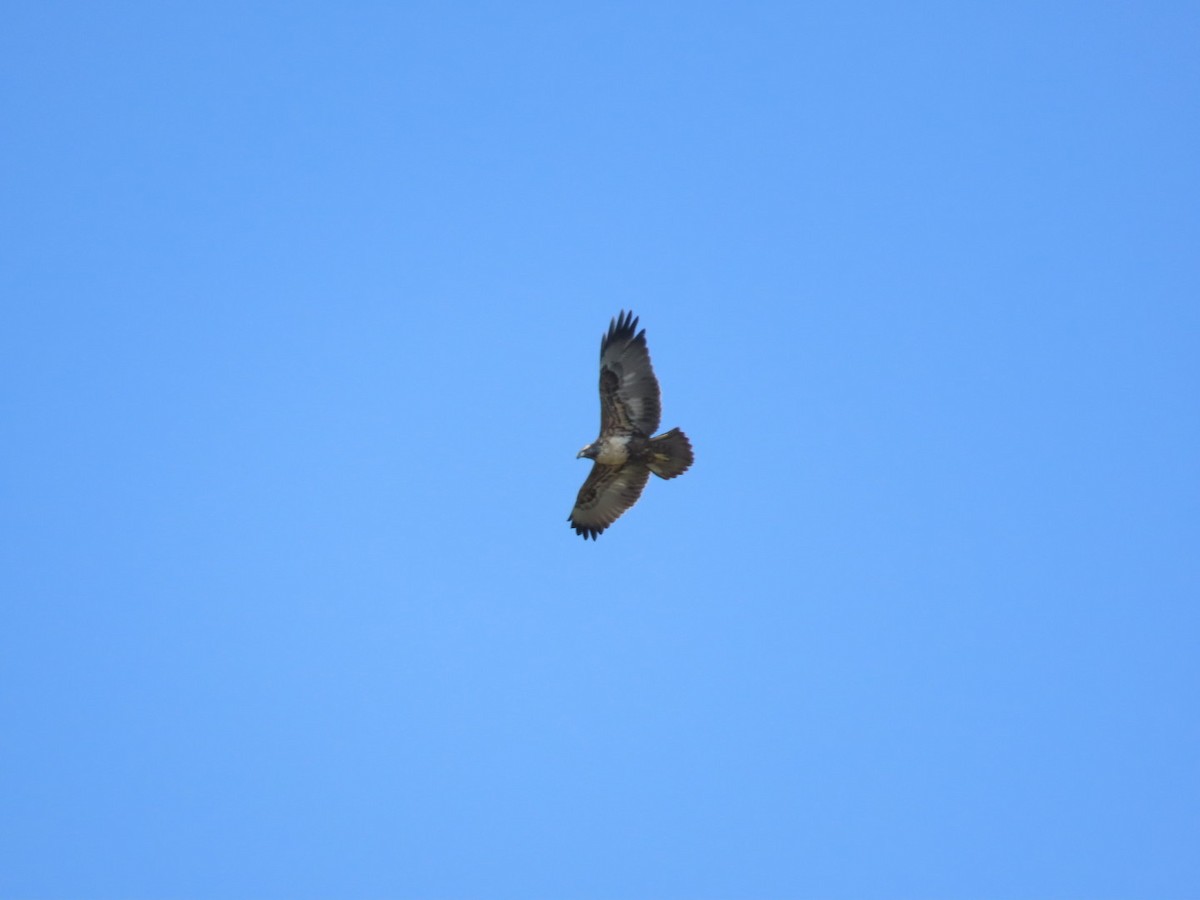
[598, 310, 661, 436]
[569, 462, 652, 540]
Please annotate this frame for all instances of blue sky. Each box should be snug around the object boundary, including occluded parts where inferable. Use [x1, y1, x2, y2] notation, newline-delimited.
[2, 2, 1198, 897]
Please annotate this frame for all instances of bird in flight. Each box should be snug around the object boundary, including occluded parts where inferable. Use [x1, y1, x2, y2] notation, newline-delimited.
[569, 311, 693, 539]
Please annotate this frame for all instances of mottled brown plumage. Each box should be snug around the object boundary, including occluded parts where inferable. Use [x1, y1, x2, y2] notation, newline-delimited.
[569, 311, 693, 540]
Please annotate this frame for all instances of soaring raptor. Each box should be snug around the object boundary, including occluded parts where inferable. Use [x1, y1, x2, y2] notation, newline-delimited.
[569, 311, 693, 539]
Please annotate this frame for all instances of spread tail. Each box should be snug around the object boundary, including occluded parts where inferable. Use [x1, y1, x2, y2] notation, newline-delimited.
[647, 428, 693, 479]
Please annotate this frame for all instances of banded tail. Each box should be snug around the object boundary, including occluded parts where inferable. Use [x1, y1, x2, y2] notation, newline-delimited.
[647, 428, 693, 479]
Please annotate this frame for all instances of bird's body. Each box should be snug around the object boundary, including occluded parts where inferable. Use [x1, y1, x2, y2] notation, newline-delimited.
[589, 433, 636, 467]
[569, 311, 693, 540]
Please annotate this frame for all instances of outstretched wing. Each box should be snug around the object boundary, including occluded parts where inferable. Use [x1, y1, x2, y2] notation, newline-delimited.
[598, 310, 661, 436]
[569, 463, 652, 540]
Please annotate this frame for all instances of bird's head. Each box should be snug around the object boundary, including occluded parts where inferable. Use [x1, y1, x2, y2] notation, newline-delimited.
[577, 443, 597, 460]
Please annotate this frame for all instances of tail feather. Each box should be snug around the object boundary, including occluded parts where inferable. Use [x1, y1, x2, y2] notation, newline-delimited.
[647, 428, 693, 479]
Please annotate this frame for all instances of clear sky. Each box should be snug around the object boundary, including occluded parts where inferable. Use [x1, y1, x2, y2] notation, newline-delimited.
[2, 2, 1198, 898]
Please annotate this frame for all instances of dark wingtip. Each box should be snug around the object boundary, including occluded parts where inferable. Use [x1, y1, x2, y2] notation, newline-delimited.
[568, 517, 604, 540]
[602, 309, 642, 356]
